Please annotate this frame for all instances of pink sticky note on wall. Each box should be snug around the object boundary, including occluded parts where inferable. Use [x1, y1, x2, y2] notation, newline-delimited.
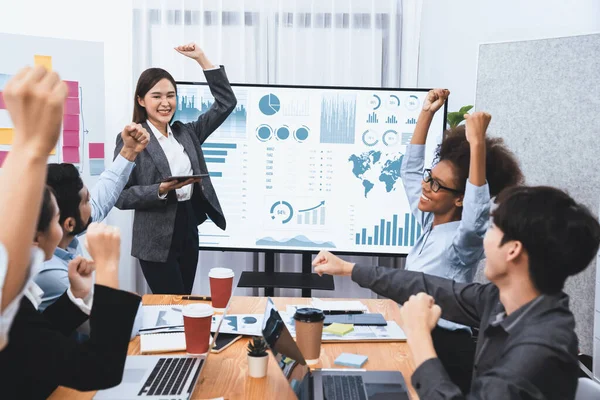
[63, 130, 80, 147]
[89, 143, 104, 159]
[65, 97, 80, 115]
[63, 114, 79, 131]
[65, 81, 79, 97]
[0, 150, 8, 167]
[62, 146, 80, 163]
[0, 92, 5, 109]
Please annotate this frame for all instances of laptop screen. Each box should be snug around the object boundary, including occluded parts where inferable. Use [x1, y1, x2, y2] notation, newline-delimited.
[262, 298, 311, 399]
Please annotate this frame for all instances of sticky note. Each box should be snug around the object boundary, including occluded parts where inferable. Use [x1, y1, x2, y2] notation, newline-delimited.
[0, 151, 8, 167]
[334, 353, 368, 368]
[62, 146, 80, 163]
[64, 81, 79, 98]
[0, 127, 14, 145]
[89, 143, 104, 159]
[89, 159, 105, 176]
[65, 97, 80, 115]
[49, 148, 56, 155]
[323, 323, 354, 336]
[0, 74, 10, 91]
[63, 130, 80, 147]
[63, 114, 79, 131]
[0, 92, 5, 109]
[34, 55, 52, 71]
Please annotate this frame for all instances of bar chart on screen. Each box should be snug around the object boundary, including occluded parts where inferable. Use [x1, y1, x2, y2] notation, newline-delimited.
[354, 213, 421, 248]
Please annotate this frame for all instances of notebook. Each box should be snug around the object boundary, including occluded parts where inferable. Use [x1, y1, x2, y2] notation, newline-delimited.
[140, 332, 186, 354]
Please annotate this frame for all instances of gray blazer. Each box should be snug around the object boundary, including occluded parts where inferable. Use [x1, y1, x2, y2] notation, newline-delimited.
[114, 67, 237, 262]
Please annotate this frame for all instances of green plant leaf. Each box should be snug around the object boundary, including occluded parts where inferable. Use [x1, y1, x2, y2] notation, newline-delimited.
[458, 105, 474, 114]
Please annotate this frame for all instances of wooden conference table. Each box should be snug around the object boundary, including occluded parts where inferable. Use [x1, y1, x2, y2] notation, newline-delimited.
[50, 296, 417, 400]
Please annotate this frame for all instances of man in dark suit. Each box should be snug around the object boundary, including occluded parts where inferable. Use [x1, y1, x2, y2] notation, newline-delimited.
[0, 223, 141, 399]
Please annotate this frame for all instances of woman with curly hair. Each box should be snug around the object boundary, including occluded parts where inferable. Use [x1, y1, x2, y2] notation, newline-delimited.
[312, 89, 524, 393]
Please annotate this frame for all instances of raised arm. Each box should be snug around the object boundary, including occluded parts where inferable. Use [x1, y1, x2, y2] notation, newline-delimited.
[0, 67, 66, 314]
[451, 112, 492, 267]
[113, 132, 169, 210]
[411, 89, 449, 145]
[312, 250, 491, 327]
[401, 89, 449, 218]
[174, 43, 237, 144]
[88, 124, 148, 222]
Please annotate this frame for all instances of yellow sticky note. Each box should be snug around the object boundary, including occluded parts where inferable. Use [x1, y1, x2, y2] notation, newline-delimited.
[323, 323, 354, 336]
[49, 148, 56, 155]
[34, 55, 52, 71]
[0, 128, 14, 145]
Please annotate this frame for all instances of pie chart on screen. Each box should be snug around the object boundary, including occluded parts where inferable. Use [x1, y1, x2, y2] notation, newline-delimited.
[259, 93, 281, 116]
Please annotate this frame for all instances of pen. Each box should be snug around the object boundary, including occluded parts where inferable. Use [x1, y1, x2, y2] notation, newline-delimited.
[181, 295, 212, 301]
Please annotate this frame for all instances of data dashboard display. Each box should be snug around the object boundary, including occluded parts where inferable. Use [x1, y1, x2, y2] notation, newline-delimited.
[174, 84, 446, 255]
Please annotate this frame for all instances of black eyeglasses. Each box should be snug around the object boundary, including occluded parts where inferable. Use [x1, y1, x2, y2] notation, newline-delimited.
[423, 169, 463, 194]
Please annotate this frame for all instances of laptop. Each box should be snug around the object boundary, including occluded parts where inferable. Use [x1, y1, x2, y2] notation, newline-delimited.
[94, 301, 232, 400]
[262, 298, 409, 400]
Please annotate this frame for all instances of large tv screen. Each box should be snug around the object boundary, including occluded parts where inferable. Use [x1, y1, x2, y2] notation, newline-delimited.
[175, 83, 446, 255]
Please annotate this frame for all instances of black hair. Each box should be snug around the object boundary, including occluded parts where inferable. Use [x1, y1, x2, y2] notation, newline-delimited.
[132, 67, 178, 123]
[435, 125, 524, 196]
[492, 186, 600, 294]
[37, 186, 57, 233]
[46, 164, 85, 231]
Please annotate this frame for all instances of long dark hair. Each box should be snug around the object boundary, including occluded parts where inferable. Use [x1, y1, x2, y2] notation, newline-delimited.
[132, 68, 178, 123]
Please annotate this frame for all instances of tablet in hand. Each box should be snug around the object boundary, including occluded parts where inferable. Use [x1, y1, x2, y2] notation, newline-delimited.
[161, 174, 209, 183]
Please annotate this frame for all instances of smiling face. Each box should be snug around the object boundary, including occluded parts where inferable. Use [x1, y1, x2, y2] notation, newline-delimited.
[418, 160, 464, 215]
[137, 78, 177, 129]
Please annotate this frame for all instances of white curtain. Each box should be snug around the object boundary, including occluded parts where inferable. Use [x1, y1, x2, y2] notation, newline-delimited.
[131, 0, 422, 298]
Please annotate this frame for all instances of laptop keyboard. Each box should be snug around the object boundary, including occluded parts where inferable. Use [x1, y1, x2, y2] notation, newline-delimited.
[323, 375, 367, 400]
[137, 357, 202, 397]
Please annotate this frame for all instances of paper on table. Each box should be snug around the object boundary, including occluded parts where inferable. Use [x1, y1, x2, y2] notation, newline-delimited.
[280, 311, 406, 342]
[311, 298, 368, 312]
[211, 314, 263, 336]
[140, 332, 186, 354]
[141, 305, 183, 331]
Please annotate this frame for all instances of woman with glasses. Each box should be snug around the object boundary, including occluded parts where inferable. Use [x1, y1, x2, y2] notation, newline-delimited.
[312, 89, 523, 393]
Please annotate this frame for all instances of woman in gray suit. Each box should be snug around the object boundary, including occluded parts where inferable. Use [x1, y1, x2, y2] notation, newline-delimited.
[115, 43, 236, 294]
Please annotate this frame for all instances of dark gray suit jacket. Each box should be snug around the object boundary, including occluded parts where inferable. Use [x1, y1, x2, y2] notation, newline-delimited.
[114, 67, 236, 262]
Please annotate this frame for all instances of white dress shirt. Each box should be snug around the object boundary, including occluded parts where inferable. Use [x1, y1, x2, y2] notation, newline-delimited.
[147, 120, 194, 202]
[0, 244, 92, 351]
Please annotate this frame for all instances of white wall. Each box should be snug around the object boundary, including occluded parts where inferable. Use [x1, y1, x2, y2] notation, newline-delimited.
[418, 0, 600, 111]
[0, 0, 138, 291]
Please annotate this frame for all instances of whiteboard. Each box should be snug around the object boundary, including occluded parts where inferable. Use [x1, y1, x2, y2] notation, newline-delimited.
[0, 33, 106, 186]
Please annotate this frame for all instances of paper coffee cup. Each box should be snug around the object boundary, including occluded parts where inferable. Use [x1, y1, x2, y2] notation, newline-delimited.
[209, 268, 235, 310]
[182, 303, 214, 355]
[293, 308, 325, 365]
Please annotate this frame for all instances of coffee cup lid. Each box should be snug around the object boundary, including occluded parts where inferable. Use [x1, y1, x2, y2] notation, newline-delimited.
[293, 307, 325, 322]
[208, 267, 235, 279]
[182, 303, 214, 318]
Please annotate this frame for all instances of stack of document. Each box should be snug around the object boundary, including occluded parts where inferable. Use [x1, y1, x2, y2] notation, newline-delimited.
[311, 298, 369, 313]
